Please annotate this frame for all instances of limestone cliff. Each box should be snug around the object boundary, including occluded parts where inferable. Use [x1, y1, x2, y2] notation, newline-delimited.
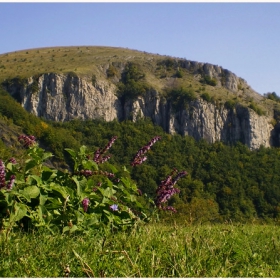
[2, 64, 276, 149]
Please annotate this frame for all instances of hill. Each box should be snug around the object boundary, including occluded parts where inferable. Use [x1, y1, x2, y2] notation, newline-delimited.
[1, 46, 280, 222]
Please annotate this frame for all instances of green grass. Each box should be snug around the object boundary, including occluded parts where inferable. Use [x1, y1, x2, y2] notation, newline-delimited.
[1, 223, 280, 277]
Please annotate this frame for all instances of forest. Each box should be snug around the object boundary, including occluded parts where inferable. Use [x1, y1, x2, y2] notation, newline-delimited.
[1, 86, 280, 224]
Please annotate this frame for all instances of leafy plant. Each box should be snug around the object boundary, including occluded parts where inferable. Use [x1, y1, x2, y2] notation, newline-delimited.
[167, 86, 197, 111]
[200, 75, 217, 86]
[249, 101, 265, 116]
[117, 62, 150, 103]
[0, 137, 137, 234]
[106, 65, 118, 78]
[0, 133, 184, 235]
[200, 92, 211, 102]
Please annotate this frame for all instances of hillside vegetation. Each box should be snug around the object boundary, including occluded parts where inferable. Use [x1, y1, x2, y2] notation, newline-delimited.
[1, 85, 280, 223]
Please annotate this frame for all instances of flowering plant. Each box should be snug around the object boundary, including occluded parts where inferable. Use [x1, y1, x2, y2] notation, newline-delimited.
[0, 134, 185, 234]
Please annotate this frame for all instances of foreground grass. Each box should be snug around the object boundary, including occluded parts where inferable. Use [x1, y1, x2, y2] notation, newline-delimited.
[1, 222, 280, 277]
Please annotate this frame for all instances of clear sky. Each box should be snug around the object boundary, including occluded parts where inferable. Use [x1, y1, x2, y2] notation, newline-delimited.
[1, 2, 280, 95]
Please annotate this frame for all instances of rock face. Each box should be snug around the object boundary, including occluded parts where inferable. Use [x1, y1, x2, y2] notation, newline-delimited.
[3, 70, 275, 149]
[124, 94, 273, 149]
[6, 73, 121, 122]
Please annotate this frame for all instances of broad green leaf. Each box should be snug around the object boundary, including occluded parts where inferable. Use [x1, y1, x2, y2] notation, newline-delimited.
[65, 148, 76, 158]
[24, 159, 38, 172]
[9, 203, 27, 222]
[72, 176, 87, 198]
[63, 226, 70, 233]
[79, 177, 88, 192]
[65, 148, 78, 170]
[6, 162, 15, 172]
[103, 187, 116, 198]
[72, 176, 81, 196]
[107, 163, 118, 174]
[19, 185, 40, 201]
[79, 145, 87, 156]
[45, 197, 62, 210]
[42, 152, 53, 161]
[74, 210, 85, 223]
[120, 177, 131, 188]
[39, 193, 48, 205]
[49, 183, 68, 199]
[69, 225, 78, 233]
[85, 215, 99, 226]
[42, 170, 57, 182]
[29, 175, 42, 186]
[81, 160, 98, 171]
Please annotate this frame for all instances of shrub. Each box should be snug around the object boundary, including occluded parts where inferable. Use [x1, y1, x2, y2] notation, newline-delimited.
[106, 65, 118, 78]
[117, 63, 150, 103]
[167, 86, 197, 111]
[224, 99, 238, 110]
[200, 92, 211, 102]
[249, 102, 265, 116]
[200, 75, 217, 86]
[175, 69, 183, 78]
[266, 92, 280, 102]
[157, 58, 176, 70]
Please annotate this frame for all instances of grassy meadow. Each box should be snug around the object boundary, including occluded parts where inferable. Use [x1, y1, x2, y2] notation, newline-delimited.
[1, 222, 280, 277]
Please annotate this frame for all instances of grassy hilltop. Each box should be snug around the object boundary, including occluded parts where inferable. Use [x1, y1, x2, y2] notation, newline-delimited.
[0, 45, 279, 114]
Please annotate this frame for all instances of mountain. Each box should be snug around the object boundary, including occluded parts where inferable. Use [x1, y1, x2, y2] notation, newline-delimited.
[1, 46, 280, 149]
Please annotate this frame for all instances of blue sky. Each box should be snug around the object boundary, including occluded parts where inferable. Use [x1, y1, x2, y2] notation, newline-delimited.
[1, 2, 280, 95]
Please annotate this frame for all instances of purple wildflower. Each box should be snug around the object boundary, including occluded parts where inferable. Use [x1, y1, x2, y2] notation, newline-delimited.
[6, 174, 16, 190]
[93, 136, 117, 164]
[9, 158, 17, 164]
[131, 136, 161, 167]
[18, 135, 36, 148]
[110, 204, 118, 211]
[155, 169, 187, 211]
[137, 189, 142, 196]
[161, 206, 177, 213]
[82, 198, 90, 212]
[92, 182, 102, 192]
[79, 169, 93, 177]
[0, 160, 6, 189]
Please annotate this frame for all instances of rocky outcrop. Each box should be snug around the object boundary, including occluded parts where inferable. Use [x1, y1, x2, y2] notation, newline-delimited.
[6, 73, 121, 122]
[126, 95, 273, 149]
[3, 72, 275, 149]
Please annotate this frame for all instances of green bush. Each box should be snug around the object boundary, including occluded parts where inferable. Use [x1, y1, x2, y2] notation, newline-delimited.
[249, 102, 265, 116]
[117, 63, 150, 102]
[200, 92, 211, 102]
[106, 65, 118, 78]
[200, 75, 217, 86]
[0, 140, 147, 234]
[157, 58, 176, 70]
[224, 99, 238, 110]
[175, 69, 183, 78]
[167, 86, 197, 111]
[266, 92, 280, 102]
